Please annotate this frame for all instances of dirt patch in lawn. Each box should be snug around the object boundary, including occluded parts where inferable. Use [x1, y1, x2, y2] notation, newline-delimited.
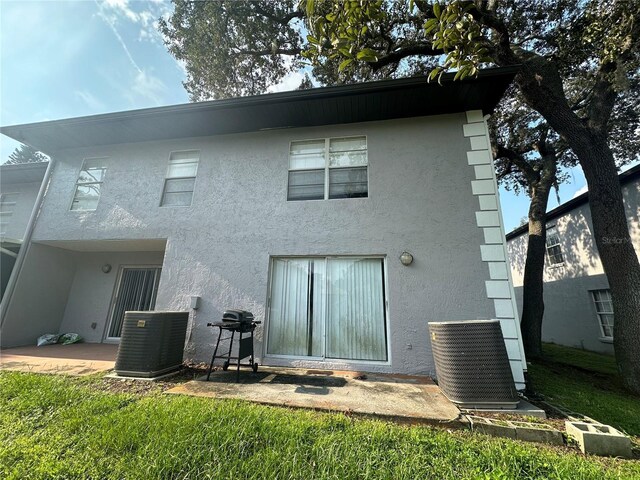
[92, 365, 212, 396]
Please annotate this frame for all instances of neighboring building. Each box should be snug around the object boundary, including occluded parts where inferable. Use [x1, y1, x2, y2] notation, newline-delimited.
[0, 162, 48, 299]
[506, 164, 640, 354]
[0, 68, 527, 388]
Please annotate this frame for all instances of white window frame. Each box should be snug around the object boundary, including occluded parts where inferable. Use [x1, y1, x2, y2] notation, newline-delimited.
[287, 136, 369, 201]
[70, 158, 107, 211]
[590, 289, 614, 341]
[264, 254, 390, 365]
[160, 150, 200, 207]
[545, 224, 564, 266]
[0, 192, 20, 235]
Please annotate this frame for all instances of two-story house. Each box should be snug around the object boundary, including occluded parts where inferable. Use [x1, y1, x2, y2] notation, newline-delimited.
[506, 164, 640, 354]
[0, 68, 527, 389]
[0, 162, 49, 300]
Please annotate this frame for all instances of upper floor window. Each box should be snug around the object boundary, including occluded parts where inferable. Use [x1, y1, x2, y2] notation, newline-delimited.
[0, 192, 19, 235]
[545, 225, 564, 265]
[591, 289, 614, 338]
[71, 159, 106, 211]
[287, 136, 368, 201]
[161, 150, 199, 207]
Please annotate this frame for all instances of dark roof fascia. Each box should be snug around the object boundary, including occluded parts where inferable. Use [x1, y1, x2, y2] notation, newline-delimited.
[506, 163, 640, 240]
[1, 66, 519, 153]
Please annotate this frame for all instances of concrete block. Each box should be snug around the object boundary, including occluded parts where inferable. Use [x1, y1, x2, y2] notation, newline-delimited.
[480, 244, 505, 262]
[514, 423, 564, 445]
[483, 227, 503, 245]
[478, 195, 498, 211]
[475, 211, 500, 227]
[471, 179, 496, 195]
[488, 262, 509, 279]
[472, 419, 517, 439]
[464, 122, 487, 137]
[466, 110, 484, 123]
[493, 299, 514, 318]
[467, 150, 492, 165]
[469, 135, 489, 150]
[565, 421, 632, 458]
[474, 164, 494, 180]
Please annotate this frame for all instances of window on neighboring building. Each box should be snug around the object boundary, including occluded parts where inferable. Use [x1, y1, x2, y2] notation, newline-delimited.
[591, 289, 614, 338]
[71, 159, 107, 211]
[267, 256, 387, 361]
[545, 225, 564, 265]
[160, 151, 199, 207]
[287, 136, 368, 201]
[0, 192, 20, 235]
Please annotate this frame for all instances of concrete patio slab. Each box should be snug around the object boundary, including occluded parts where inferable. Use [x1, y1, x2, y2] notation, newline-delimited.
[166, 367, 462, 425]
[0, 343, 118, 376]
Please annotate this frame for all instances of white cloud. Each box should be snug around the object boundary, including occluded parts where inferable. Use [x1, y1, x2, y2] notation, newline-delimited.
[75, 90, 107, 111]
[268, 71, 306, 93]
[130, 70, 167, 105]
[572, 185, 588, 198]
[102, 0, 139, 22]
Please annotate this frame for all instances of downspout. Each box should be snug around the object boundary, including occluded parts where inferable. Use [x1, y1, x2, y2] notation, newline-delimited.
[0, 156, 56, 328]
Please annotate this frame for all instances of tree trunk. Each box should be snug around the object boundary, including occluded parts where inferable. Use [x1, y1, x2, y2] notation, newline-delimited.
[520, 184, 552, 360]
[574, 140, 640, 393]
[514, 58, 640, 393]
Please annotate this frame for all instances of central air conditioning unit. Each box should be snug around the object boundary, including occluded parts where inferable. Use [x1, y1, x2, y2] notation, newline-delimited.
[428, 320, 518, 409]
[115, 311, 189, 378]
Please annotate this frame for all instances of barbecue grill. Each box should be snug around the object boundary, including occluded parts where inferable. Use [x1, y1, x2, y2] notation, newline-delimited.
[206, 309, 261, 382]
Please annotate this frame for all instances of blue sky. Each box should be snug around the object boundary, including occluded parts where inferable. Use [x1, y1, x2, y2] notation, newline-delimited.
[0, 0, 623, 232]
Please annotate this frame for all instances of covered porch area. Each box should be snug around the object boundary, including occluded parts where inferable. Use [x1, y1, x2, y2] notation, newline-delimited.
[1, 238, 167, 348]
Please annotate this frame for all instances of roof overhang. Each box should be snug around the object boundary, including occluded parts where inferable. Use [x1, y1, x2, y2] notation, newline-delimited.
[1, 66, 518, 154]
[0, 162, 49, 185]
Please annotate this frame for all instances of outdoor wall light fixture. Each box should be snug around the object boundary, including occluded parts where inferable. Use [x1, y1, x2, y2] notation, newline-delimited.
[101, 264, 112, 274]
[399, 251, 414, 266]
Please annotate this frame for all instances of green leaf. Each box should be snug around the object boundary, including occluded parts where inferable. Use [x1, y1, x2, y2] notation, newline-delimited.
[424, 18, 438, 32]
[306, 35, 319, 45]
[356, 48, 379, 61]
[306, 0, 315, 17]
[338, 58, 353, 71]
[433, 2, 441, 19]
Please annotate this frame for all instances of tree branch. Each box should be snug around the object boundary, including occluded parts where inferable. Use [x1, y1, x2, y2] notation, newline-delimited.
[230, 48, 302, 57]
[369, 44, 444, 71]
[586, 9, 640, 134]
[250, 3, 302, 25]
[494, 144, 536, 182]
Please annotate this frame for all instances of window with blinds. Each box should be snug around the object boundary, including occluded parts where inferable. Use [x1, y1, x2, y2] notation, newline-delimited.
[288, 136, 368, 201]
[70, 159, 107, 211]
[160, 150, 200, 207]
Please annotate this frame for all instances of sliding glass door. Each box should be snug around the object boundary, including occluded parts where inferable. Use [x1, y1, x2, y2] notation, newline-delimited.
[106, 266, 162, 339]
[267, 257, 387, 361]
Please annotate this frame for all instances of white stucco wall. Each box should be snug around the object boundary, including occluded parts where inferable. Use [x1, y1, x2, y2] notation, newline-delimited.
[4, 113, 525, 384]
[507, 175, 639, 354]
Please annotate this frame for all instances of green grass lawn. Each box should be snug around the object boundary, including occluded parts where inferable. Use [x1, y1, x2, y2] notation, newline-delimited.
[1, 372, 638, 479]
[529, 343, 640, 437]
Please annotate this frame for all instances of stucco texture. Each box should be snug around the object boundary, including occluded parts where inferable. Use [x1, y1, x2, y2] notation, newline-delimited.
[5, 114, 499, 376]
[507, 177, 639, 354]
